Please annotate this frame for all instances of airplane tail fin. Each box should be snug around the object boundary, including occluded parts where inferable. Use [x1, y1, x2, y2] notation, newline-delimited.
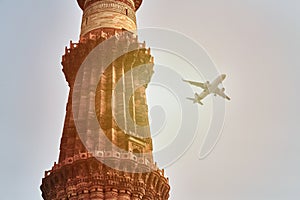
[186, 97, 196, 103]
[195, 93, 204, 105]
[186, 96, 204, 105]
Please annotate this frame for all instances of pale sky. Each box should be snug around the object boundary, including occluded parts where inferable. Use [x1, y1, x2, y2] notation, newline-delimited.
[0, 0, 300, 199]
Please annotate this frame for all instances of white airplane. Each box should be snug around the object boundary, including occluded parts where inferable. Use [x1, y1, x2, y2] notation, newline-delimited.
[183, 74, 230, 105]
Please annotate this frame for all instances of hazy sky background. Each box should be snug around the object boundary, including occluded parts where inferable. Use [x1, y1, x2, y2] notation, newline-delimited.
[0, 0, 300, 199]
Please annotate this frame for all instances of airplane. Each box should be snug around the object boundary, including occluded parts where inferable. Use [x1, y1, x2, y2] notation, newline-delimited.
[183, 74, 230, 105]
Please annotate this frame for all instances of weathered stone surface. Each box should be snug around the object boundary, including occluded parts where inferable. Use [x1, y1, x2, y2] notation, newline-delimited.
[81, 1, 137, 37]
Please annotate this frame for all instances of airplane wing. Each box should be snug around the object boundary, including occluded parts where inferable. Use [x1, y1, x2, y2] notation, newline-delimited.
[214, 88, 231, 100]
[182, 79, 207, 90]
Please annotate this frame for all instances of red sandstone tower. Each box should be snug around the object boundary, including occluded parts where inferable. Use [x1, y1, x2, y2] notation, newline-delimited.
[40, 0, 170, 199]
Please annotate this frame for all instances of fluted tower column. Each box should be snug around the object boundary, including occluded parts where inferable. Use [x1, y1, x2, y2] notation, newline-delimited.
[40, 1, 170, 199]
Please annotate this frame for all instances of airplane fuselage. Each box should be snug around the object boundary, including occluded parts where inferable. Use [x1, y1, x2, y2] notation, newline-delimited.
[207, 74, 226, 94]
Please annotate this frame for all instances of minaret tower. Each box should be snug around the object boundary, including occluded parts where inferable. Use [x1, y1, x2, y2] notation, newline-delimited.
[40, 1, 170, 199]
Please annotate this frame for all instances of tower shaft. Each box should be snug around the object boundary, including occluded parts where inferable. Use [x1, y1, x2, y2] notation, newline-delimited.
[41, 1, 170, 199]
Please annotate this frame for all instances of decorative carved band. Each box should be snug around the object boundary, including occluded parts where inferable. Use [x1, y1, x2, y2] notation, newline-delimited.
[84, 0, 136, 22]
[84, 0, 135, 10]
[81, 1, 137, 37]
